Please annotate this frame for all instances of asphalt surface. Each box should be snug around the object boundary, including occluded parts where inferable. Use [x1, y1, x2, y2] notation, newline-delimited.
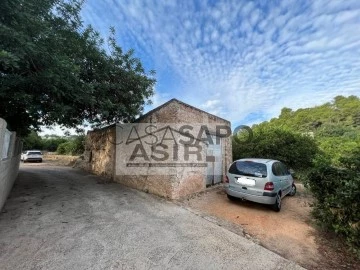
[0, 164, 304, 270]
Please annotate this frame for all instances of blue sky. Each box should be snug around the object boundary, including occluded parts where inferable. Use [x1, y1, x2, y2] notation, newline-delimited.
[42, 0, 360, 135]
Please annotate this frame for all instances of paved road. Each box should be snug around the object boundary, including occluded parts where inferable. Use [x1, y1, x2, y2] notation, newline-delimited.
[0, 164, 303, 270]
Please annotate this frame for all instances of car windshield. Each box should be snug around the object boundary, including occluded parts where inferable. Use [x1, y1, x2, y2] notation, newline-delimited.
[28, 152, 42, 155]
[229, 161, 267, 178]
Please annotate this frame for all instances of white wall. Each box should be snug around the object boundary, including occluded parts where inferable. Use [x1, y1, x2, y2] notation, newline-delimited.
[0, 118, 22, 211]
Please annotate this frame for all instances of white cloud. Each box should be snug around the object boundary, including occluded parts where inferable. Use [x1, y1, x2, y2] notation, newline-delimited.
[148, 90, 171, 108]
[80, 0, 360, 127]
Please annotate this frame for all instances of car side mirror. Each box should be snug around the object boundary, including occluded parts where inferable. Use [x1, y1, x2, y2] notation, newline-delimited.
[289, 169, 295, 176]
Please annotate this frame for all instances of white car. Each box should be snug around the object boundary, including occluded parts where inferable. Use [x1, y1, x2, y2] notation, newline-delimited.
[21, 150, 43, 163]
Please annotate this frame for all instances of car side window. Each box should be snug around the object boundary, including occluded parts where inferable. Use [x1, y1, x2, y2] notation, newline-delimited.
[272, 162, 281, 176]
[280, 163, 290, 175]
[272, 162, 288, 176]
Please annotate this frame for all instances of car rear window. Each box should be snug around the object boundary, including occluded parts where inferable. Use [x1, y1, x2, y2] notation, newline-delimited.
[229, 161, 267, 178]
[28, 151, 42, 155]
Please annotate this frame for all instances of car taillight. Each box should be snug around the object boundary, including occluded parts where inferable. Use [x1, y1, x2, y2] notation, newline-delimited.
[264, 182, 274, 191]
[225, 175, 229, 183]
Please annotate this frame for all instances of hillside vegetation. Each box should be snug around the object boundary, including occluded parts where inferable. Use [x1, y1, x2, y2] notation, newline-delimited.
[255, 95, 360, 166]
[233, 95, 360, 253]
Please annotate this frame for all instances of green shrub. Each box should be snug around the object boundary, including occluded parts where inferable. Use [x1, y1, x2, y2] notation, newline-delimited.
[232, 127, 319, 170]
[22, 131, 43, 150]
[56, 136, 84, 155]
[339, 147, 360, 172]
[42, 137, 67, 152]
[304, 156, 360, 252]
[56, 142, 70, 155]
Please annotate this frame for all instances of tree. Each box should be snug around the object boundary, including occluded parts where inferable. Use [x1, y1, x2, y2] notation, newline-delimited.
[42, 137, 67, 151]
[0, 0, 155, 136]
[22, 131, 43, 150]
[339, 147, 360, 172]
[353, 112, 360, 127]
[252, 96, 360, 166]
[56, 135, 84, 155]
[233, 126, 319, 170]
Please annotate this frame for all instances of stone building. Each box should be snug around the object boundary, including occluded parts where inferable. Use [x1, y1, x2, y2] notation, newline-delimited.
[79, 99, 232, 199]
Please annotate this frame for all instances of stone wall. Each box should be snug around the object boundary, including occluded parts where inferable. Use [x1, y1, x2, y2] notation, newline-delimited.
[75, 126, 116, 179]
[174, 100, 233, 180]
[137, 100, 232, 173]
[81, 100, 232, 199]
[115, 99, 232, 199]
[0, 118, 22, 210]
[114, 174, 176, 199]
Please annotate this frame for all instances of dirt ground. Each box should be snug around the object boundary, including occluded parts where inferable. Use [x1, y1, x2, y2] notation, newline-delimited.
[26, 158, 359, 269]
[182, 185, 360, 270]
[0, 164, 303, 270]
[41, 154, 79, 166]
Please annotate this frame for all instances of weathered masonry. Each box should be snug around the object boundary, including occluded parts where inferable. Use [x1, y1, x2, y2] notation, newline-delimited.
[77, 99, 232, 199]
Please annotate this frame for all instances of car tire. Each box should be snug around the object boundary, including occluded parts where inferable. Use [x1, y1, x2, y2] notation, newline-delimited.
[227, 194, 237, 201]
[288, 184, 296, 196]
[39, 160, 42, 163]
[272, 193, 281, 212]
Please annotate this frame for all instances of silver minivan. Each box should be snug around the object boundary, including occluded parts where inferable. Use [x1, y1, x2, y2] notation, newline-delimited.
[225, 158, 296, 211]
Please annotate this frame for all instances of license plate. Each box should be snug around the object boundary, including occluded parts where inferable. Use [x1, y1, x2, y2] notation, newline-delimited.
[236, 177, 255, 186]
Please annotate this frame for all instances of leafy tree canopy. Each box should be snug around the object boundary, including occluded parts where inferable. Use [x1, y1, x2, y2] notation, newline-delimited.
[240, 95, 360, 252]
[22, 130, 83, 152]
[0, 0, 155, 136]
[56, 135, 84, 155]
[22, 131, 43, 150]
[233, 126, 319, 170]
[252, 95, 360, 165]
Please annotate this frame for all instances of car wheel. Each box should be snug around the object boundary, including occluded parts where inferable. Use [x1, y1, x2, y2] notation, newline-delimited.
[272, 193, 281, 212]
[288, 184, 296, 196]
[227, 194, 237, 201]
[39, 159, 42, 163]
